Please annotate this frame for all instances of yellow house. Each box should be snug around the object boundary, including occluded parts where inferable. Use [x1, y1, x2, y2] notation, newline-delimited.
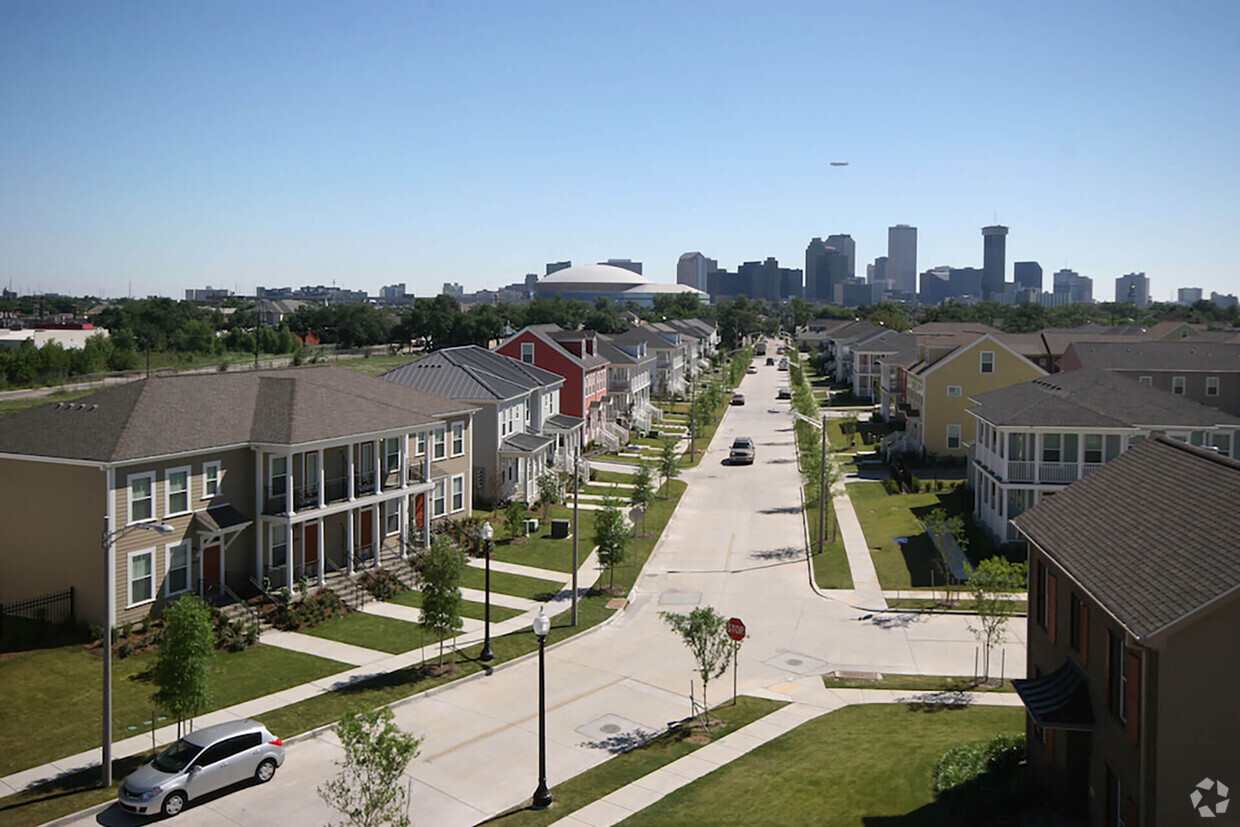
[905, 333, 1046, 457]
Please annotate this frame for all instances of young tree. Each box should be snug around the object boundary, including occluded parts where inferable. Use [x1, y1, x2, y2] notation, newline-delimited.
[503, 499, 528, 541]
[660, 606, 734, 731]
[318, 707, 422, 827]
[629, 462, 656, 536]
[151, 594, 214, 738]
[536, 471, 564, 518]
[658, 438, 680, 497]
[418, 536, 465, 667]
[965, 557, 1027, 683]
[593, 495, 630, 591]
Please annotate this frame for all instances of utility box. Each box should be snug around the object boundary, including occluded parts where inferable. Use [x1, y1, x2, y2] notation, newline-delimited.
[648, 429, 659, 440]
[550, 519, 571, 539]
[524, 518, 539, 536]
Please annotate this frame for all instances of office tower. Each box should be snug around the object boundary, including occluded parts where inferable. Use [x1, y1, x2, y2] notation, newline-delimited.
[949, 267, 984, 299]
[599, 258, 642, 275]
[824, 234, 856, 280]
[1115, 272, 1151, 307]
[737, 257, 800, 302]
[1013, 261, 1042, 292]
[887, 225, 918, 294]
[981, 225, 1009, 300]
[546, 261, 571, 276]
[1178, 287, 1203, 305]
[805, 238, 828, 301]
[1054, 269, 1093, 303]
[919, 268, 951, 305]
[1212, 292, 1239, 309]
[442, 282, 464, 297]
[677, 252, 716, 292]
[871, 256, 888, 282]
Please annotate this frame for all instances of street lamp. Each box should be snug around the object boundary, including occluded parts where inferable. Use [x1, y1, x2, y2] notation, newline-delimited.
[480, 521, 494, 662]
[101, 519, 174, 788]
[531, 607, 553, 809]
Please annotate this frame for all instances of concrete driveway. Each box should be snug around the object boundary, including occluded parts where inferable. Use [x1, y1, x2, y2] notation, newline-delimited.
[72, 348, 1024, 826]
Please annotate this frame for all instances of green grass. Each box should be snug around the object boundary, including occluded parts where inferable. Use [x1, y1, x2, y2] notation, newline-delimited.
[805, 490, 853, 589]
[334, 352, 424, 376]
[495, 696, 786, 826]
[302, 612, 427, 654]
[388, 589, 526, 623]
[591, 468, 639, 484]
[821, 674, 1017, 693]
[622, 703, 1025, 826]
[459, 566, 565, 601]
[885, 597, 1027, 614]
[847, 481, 967, 590]
[0, 642, 347, 778]
[471, 506, 600, 574]
[0, 387, 107, 418]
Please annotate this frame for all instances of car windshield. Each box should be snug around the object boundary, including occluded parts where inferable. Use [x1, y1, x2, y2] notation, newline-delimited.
[152, 738, 205, 773]
[732, 439, 752, 448]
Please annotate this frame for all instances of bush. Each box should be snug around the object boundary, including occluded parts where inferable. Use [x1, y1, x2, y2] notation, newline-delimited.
[934, 733, 1025, 796]
[360, 569, 406, 602]
[882, 477, 900, 495]
[116, 641, 135, 659]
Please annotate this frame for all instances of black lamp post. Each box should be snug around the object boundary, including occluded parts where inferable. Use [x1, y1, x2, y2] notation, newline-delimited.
[531, 607, 553, 809]
[480, 521, 494, 662]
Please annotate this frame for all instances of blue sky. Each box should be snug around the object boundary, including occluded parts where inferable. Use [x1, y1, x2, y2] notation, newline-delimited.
[3, 1, 1238, 303]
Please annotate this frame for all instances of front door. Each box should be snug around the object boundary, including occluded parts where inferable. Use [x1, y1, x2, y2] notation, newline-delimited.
[359, 509, 373, 562]
[304, 523, 319, 565]
[202, 544, 221, 591]
[414, 494, 425, 529]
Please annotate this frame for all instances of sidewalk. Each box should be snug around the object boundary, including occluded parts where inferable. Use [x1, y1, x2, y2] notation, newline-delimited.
[827, 476, 888, 609]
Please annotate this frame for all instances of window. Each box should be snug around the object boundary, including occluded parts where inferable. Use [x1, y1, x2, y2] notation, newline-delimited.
[451, 475, 465, 512]
[524, 402, 530, 425]
[384, 500, 400, 536]
[451, 422, 465, 456]
[1207, 376, 1220, 396]
[166, 542, 191, 595]
[979, 351, 995, 374]
[128, 549, 155, 606]
[1138, 375, 1152, 386]
[521, 342, 535, 364]
[270, 456, 288, 497]
[1084, 434, 1103, 464]
[385, 438, 400, 473]
[304, 453, 319, 497]
[270, 526, 288, 569]
[432, 479, 447, 517]
[946, 424, 961, 450]
[128, 473, 155, 523]
[946, 385, 962, 397]
[166, 466, 190, 515]
[1042, 434, 1061, 463]
[1214, 433, 1231, 455]
[1172, 375, 1186, 395]
[203, 461, 221, 498]
[415, 432, 427, 456]
[432, 429, 446, 460]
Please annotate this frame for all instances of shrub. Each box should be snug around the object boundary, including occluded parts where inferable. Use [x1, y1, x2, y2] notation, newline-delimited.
[121, 621, 134, 639]
[360, 570, 406, 602]
[934, 733, 1026, 796]
[116, 641, 135, 659]
[882, 477, 900, 495]
[89, 623, 104, 641]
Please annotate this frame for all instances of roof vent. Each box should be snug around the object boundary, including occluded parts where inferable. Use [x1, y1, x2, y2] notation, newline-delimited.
[90, 404, 98, 411]
[54, 402, 63, 409]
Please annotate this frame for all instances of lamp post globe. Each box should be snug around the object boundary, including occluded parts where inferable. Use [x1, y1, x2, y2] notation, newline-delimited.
[531, 607, 553, 809]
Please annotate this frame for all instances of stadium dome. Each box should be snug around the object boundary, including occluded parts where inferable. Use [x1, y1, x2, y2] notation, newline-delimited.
[534, 263, 706, 306]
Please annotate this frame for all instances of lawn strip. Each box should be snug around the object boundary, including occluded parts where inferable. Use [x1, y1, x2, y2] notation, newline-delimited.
[821, 673, 1018, 693]
[389, 590, 525, 623]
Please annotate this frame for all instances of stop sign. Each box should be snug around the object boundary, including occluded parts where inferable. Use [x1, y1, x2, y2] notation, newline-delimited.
[727, 617, 746, 641]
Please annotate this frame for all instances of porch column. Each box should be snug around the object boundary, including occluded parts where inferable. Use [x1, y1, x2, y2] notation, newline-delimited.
[346, 511, 355, 575]
[284, 523, 293, 590]
[316, 520, 326, 587]
[371, 506, 380, 561]
[374, 438, 381, 490]
[423, 444, 431, 483]
[423, 495, 431, 547]
[400, 433, 409, 490]
[347, 444, 355, 501]
[399, 496, 407, 559]
[285, 451, 295, 516]
[1034, 433, 1042, 483]
[255, 520, 264, 587]
[317, 449, 325, 507]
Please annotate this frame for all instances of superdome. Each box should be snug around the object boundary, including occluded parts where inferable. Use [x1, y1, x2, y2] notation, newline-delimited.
[538, 264, 652, 288]
[533, 262, 708, 306]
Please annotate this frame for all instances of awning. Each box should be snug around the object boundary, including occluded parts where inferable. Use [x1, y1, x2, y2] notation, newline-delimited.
[543, 413, 583, 433]
[195, 504, 252, 533]
[499, 433, 555, 456]
[1012, 660, 1094, 731]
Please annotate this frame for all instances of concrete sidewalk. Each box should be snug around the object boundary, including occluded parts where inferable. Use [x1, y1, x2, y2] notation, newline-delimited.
[828, 475, 888, 608]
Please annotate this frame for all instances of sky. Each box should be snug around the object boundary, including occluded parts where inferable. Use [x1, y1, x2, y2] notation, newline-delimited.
[3, 1, 1239, 304]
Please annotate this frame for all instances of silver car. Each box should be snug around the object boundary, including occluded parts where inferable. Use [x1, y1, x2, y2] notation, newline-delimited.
[118, 719, 285, 817]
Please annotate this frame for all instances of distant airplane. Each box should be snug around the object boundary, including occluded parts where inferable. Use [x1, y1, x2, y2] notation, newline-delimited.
[830, 161, 849, 166]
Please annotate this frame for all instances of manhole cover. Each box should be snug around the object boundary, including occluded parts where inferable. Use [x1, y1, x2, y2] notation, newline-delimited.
[600, 724, 621, 734]
[786, 658, 803, 666]
[575, 714, 648, 742]
[764, 652, 830, 675]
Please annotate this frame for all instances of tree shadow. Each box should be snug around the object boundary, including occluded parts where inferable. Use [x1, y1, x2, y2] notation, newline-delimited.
[758, 506, 803, 514]
[861, 612, 927, 629]
[576, 727, 658, 754]
[901, 691, 974, 710]
[749, 546, 803, 561]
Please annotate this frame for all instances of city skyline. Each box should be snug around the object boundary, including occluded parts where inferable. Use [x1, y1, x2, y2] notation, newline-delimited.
[3, 2, 1238, 303]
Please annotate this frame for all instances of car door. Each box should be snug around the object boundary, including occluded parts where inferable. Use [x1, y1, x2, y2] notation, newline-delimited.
[185, 734, 251, 797]
[226, 732, 264, 781]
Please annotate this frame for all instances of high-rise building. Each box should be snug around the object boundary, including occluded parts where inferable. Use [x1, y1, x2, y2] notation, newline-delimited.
[546, 261, 571, 275]
[981, 225, 1009, 300]
[442, 282, 464, 298]
[919, 267, 951, 306]
[1013, 261, 1043, 292]
[871, 256, 888, 282]
[677, 252, 716, 292]
[1054, 269, 1093, 303]
[806, 238, 847, 302]
[737, 258, 801, 301]
[887, 225, 918, 294]
[1115, 272, 1151, 307]
[824, 234, 856, 280]
[1211, 292, 1238, 309]
[599, 258, 642, 275]
[1178, 287, 1203, 305]
[379, 284, 407, 299]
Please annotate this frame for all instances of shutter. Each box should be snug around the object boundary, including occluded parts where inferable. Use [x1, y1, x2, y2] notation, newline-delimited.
[1079, 603, 1089, 663]
[1125, 651, 1141, 743]
[1047, 573, 1058, 643]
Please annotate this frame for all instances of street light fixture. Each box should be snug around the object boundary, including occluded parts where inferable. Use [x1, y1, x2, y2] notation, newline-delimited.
[480, 521, 495, 662]
[531, 607, 553, 809]
[101, 520, 174, 788]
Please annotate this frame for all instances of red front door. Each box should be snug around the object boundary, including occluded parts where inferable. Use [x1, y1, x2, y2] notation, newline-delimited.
[414, 494, 425, 528]
[359, 509, 373, 547]
[203, 544, 221, 590]
[304, 524, 319, 564]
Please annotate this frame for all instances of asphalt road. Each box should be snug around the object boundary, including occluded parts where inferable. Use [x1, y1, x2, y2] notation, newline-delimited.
[74, 345, 1025, 827]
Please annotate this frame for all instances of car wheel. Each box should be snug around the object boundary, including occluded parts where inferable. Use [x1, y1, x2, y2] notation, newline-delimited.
[162, 791, 187, 817]
[255, 758, 277, 783]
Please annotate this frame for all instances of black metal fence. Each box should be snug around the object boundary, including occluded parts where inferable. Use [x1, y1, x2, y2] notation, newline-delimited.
[0, 586, 75, 645]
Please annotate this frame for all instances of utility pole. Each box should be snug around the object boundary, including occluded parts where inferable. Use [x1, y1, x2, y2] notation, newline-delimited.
[818, 414, 827, 557]
[689, 369, 696, 462]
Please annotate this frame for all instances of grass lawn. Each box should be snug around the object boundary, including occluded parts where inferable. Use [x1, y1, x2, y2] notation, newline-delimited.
[623, 703, 1025, 826]
[847, 481, 969, 590]
[388, 589, 525, 623]
[334, 352, 423, 376]
[885, 597, 1027, 615]
[471, 505, 600, 574]
[0, 643, 347, 778]
[302, 612, 428, 654]
[821, 674, 1017, 693]
[0, 387, 106, 418]
[494, 696, 786, 826]
[804, 488, 852, 589]
[459, 566, 565, 601]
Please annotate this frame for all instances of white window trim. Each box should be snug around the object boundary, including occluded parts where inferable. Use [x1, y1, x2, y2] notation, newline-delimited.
[165, 465, 192, 517]
[270, 455, 288, 491]
[383, 500, 400, 536]
[165, 541, 192, 596]
[127, 548, 156, 608]
[450, 474, 465, 513]
[385, 438, 400, 473]
[1172, 376, 1186, 395]
[432, 479, 447, 518]
[521, 342, 535, 364]
[946, 385, 962, 397]
[432, 428, 447, 461]
[127, 471, 156, 525]
[1138, 376, 1152, 386]
[946, 424, 962, 450]
[451, 422, 465, 457]
[979, 351, 995, 374]
[1207, 376, 1220, 396]
[269, 523, 289, 568]
[202, 461, 221, 499]
[415, 431, 427, 457]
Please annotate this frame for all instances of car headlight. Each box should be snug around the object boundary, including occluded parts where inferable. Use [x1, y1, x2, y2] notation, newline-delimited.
[138, 787, 163, 802]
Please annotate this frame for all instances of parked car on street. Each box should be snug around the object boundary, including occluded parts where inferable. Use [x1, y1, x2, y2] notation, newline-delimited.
[729, 436, 756, 464]
[747, 365, 758, 374]
[765, 357, 775, 366]
[118, 719, 285, 818]
[731, 393, 745, 405]
[777, 387, 792, 399]
[778, 358, 789, 370]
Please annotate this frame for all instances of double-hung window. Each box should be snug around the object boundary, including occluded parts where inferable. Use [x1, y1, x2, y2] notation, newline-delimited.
[1042, 434, 1061, 463]
[451, 475, 465, 512]
[385, 438, 401, 474]
[433, 479, 447, 517]
[521, 342, 535, 364]
[384, 500, 400, 536]
[946, 385, 962, 397]
[203, 461, 221, 498]
[270, 525, 288, 569]
[166, 466, 190, 516]
[1207, 376, 1220, 396]
[1084, 434, 1103, 464]
[1172, 376, 1186, 396]
[946, 424, 961, 450]
[433, 429, 447, 461]
[128, 549, 155, 606]
[128, 473, 155, 523]
[451, 422, 465, 456]
[979, 351, 995, 374]
[415, 432, 427, 457]
[166, 542, 191, 595]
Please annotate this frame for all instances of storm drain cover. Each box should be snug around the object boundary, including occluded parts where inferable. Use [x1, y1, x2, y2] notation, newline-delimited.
[659, 591, 702, 606]
[764, 652, 829, 675]
[575, 714, 651, 746]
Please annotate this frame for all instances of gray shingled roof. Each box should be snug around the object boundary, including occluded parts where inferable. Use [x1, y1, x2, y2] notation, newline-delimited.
[499, 433, 554, 454]
[0, 366, 470, 463]
[380, 346, 563, 402]
[1066, 341, 1240, 372]
[968, 368, 1240, 429]
[1013, 438, 1240, 640]
[853, 330, 914, 354]
[596, 337, 654, 367]
[544, 413, 583, 431]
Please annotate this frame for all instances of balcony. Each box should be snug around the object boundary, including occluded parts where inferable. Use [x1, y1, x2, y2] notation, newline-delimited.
[979, 456, 1107, 485]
